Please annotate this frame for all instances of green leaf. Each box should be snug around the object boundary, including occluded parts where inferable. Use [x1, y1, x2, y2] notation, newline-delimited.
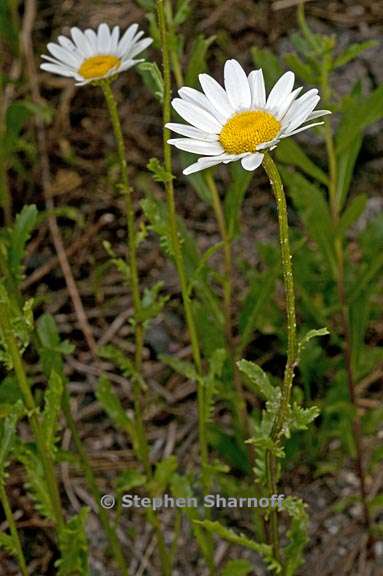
[337, 194, 367, 238]
[238, 267, 278, 354]
[37, 314, 74, 377]
[336, 136, 362, 210]
[152, 456, 178, 493]
[0, 533, 17, 558]
[138, 62, 164, 102]
[336, 85, 383, 153]
[283, 497, 309, 576]
[285, 404, 320, 436]
[6, 205, 38, 284]
[160, 354, 198, 381]
[194, 520, 281, 574]
[0, 401, 23, 472]
[56, 508, 90, 576]
[42, 370, 63, 453]
[18, 446, 54, 520]
[138, 281, 169, 324]
[170, 473, 213, 561]
[298, 327, 329, 360]
[280, 169, 337, 277]
[116, 470, 146, 493]
[96, 376, 135, 438]
[221, 559, 253, 576]
[102, 241, 130, 284]
[147, 157, 174, 183]
[174, 0, 191, 26]
[237, 360, 274, 400]
[204, 348, 226, 423]
[333, 40, 378, 68]
[276, 139, 329, 187]
[97, 345, 137, 380]
[185, 34, 215, 86]
[283, 52, 316, 84]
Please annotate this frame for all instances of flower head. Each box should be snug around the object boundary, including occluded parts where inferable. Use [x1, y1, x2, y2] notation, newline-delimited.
[167, 60, 330, 174]
[40, 23, 152, 85]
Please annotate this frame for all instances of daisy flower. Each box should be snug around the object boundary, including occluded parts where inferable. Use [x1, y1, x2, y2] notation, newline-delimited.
[167, 59, 330, 174]
[40, 23, 152, 86]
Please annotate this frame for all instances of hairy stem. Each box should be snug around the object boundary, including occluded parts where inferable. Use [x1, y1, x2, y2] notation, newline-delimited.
[0, 483, 29, 576]
[156, 2, 215, 573]
[262, 152, 298, 563]
[101, 81, 170, 575]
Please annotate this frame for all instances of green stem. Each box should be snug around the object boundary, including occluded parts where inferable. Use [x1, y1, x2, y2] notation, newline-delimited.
[156, 2, 215, 574]
[0, 483, 29, 576]
[101, 80, 170, 575]
[262, 153, 298, 563]
[0, 300, 64, 530]
[61, 390, 130, 576]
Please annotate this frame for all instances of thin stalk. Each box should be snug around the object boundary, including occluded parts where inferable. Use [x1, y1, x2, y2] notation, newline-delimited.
[0, 301, 64, 530]
[61, 390, 130, 576]
[156, 2, 215, 573]
[321, 96, 372, 535]
[262, 152, 299, 563]
[0, 483, 29, 576]
[100, 80, 170, 575]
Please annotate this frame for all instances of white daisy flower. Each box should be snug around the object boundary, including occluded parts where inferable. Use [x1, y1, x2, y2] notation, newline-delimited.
[40, 23, 152, 86]
[167, 59, 330, 175]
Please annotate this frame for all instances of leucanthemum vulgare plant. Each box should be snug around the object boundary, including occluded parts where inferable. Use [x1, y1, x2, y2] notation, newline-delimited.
[1, 0, 382, 575]
[41, 21, 174, 576]
[165, 57, 330, 572]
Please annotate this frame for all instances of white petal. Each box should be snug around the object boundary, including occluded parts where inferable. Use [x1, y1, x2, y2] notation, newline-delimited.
[84, 29, 98, 51]
[198, 74, 234, 119]
[248, 69, 266, 108]
[57, 35, 76, 51]
[47, 43, 81, 67]
[118, 23, 139, 53]
[183, 155, 229, 175]
[274, 87, 302, 120]
[71, 28, 92, 57]
[282, 89, 318, 126]
[40, 62, 75, 78]
[168, 138, 224, 155]
[266, 71, 295, 113]
[224, 59, 251, 110]
[172, 98, 222, 133]
[281, 121, 324, 137]
[110, 26, 120, 52]
[119, 60, 138, 73]
[165, 123, 218, 141]
[98, 23, 111, 52]
[287, 96, 320, 132]
[129, 37, 153, 58]
[179, 87, 226, 124]
[241, 153, 264, 171]
[256, 137, 280, 150]
[306, 109, 331, 121]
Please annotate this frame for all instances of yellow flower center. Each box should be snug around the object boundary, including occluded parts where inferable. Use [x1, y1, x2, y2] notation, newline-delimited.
[219, 110, 281, 154]
[79, 55, 121, 80]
